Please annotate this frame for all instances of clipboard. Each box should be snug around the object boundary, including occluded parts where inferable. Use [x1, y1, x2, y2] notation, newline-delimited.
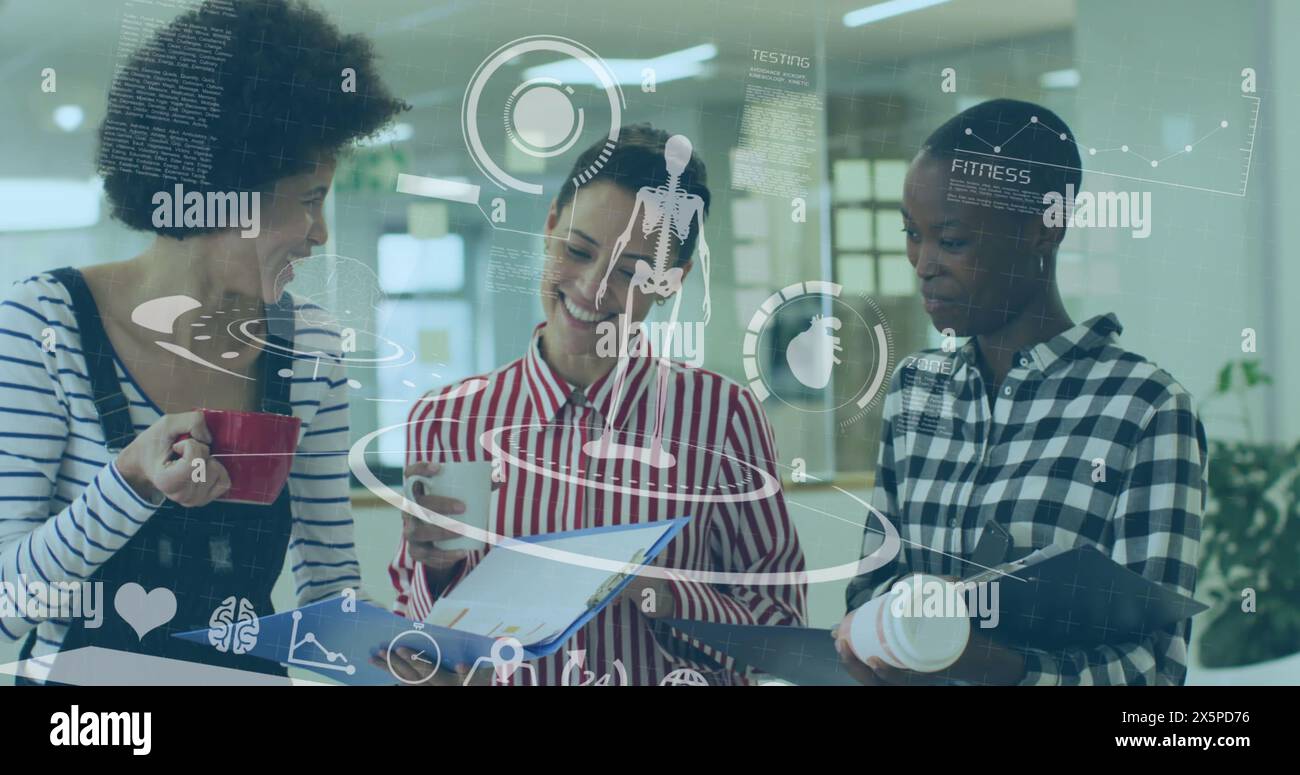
[665, 620, 857, 686]
[970, 545, 1209, 650]
[173, 517, 689, 685]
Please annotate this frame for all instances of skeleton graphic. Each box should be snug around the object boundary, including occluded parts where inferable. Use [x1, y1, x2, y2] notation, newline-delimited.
[585, 134, 710, 469]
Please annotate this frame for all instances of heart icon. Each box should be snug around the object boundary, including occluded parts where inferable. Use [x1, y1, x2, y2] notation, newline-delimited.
[114, 583, 177, 640]
[786, 315, 843, 390]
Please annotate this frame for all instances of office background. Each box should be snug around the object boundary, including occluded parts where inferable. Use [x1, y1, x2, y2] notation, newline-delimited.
[1, 0, 1296, 684]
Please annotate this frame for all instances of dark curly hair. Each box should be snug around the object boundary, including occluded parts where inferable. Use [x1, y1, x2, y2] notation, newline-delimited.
[555, 124, 710, 264]
[96, 0, 409, 237]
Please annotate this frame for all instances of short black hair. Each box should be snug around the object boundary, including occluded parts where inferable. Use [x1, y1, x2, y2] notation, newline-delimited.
[920, 98, 1082, 207]
[96, 0, 409, 237]
[555, 124, 710, 264]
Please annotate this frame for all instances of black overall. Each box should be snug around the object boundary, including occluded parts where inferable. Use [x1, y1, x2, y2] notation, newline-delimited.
[19, 267, 298, 680]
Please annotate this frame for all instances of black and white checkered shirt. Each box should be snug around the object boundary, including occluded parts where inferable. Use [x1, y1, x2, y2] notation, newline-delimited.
[846, 313, 1207, 685]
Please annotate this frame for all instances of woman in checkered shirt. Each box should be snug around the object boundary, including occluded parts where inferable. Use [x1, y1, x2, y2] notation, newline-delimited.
[839, 100, 1207, 686]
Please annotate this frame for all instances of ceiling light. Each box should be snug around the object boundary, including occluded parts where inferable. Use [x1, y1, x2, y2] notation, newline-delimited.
[524, 43, 717, 86]
[53, 105, 84, 132]
[843, 0, 952, 28]
[357, 122, 414, 148]
[1040, 68, 1081, 90]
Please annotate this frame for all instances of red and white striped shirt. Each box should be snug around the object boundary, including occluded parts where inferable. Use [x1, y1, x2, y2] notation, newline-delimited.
[390, 323, 807, 685]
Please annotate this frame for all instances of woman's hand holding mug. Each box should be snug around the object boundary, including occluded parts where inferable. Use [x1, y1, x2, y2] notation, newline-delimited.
[401, 460, 473, 573]
[116, 411, 231, 507]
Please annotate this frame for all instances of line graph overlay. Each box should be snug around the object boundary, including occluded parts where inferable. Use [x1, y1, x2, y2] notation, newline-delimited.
[955, 94, 1260, 198]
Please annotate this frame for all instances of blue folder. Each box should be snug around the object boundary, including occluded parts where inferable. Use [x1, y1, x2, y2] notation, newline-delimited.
[174, 517, 689, 685]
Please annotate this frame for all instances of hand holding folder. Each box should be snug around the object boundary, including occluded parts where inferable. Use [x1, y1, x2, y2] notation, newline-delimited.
[966, 544, 1207, 650]
[174, 518, 689, 685]
[670, 540, 1209, 686]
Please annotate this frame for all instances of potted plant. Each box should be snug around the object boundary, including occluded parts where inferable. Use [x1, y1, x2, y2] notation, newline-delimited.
[1194, 358, 1300, 667]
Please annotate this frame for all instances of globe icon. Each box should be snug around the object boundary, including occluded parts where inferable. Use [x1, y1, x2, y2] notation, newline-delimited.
[660, 668, 708, 686]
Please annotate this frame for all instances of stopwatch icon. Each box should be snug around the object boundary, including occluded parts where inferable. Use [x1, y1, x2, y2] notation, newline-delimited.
[386, 623, 442, 685]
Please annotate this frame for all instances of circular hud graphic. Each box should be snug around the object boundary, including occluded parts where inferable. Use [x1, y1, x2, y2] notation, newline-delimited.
[349, 419, 902, 585]
[741, 281, 894, 430]
[462, 35, 625, 195]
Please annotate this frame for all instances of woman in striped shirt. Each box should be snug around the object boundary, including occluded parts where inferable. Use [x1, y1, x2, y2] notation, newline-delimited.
[0, 0, 407, 682]
[384, 125, 808, 686]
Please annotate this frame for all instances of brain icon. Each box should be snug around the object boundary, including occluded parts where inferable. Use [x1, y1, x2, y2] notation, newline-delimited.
[208, 596, 261, 655]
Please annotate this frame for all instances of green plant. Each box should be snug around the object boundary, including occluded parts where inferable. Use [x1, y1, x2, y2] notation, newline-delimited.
[1195, 358, 1300, 667]
[1209, 359, 1273, 441]
[334, 145, 408, 194]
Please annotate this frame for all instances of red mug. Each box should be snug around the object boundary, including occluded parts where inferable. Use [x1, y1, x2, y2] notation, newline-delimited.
[193, 408, 302, 505]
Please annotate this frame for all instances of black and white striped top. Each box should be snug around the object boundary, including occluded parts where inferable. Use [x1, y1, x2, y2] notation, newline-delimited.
[0, 273, 362, 675]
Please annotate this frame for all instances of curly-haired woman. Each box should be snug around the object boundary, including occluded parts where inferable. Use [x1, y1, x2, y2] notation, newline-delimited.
[0, 0, 407, 682]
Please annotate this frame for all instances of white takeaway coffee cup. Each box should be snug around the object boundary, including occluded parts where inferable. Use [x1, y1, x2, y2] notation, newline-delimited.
[846, 574, 971, 673]
[403, 461, 493, 552]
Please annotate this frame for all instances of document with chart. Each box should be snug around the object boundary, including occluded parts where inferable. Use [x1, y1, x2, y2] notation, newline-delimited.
[424, 518, 688, 648]
[171, 518, 688, 685]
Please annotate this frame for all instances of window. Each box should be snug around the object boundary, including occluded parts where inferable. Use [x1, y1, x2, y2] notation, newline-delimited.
[831, 158, 910, 296]
[377, 233, 466, 293]
[828, 157, 920, 476]
[373, 233, 475, 469]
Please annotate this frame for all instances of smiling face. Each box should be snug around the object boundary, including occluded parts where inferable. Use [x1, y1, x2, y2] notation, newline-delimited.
[540, 179, 690, 365]
[901, 151, 1057, 337]
[213, 159, 335, 304]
